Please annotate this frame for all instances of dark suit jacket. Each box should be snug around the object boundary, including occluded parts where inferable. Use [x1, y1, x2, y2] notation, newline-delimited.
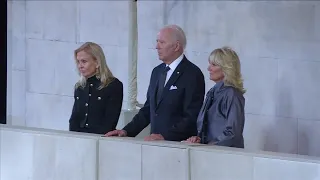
[123, 56, 205, 141]
[69, 76, 123, 134]
[197, 81, 245, 148]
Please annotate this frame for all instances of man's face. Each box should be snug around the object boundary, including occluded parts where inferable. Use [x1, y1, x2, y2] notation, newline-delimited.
[155, 29, 178, 63]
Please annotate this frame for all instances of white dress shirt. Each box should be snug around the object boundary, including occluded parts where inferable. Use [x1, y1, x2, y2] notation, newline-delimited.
[164, 54, 184, 86]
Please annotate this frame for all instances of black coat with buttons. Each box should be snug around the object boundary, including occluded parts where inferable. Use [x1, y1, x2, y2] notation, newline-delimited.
[69, 76, 123, 134]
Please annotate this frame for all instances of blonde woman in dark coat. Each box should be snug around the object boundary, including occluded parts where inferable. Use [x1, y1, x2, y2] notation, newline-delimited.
[69, 42, 123, 135]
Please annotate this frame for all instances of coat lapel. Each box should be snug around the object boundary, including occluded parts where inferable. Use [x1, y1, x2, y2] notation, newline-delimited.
[156, 57, 187, 107]
[152, 65, 164, 108]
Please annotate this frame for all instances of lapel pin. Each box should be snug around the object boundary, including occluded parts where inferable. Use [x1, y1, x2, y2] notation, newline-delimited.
[177, 72, 180, 74]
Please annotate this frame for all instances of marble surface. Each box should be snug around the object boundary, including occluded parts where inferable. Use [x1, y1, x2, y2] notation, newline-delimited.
[7, 0, 27, 127]
[10, 1, 25, 39]
[316, 4, 320, 41]
[243, 114, 298, 154]
[141, 145, 189, 180]
[99, 140, 141, 180]
[78, 1, 129, 46]
[25, 92, 74, 130]
[253, 157, 320, 180]
[277, 59, 320, 120]
[190, 150, 253, 180]
[241, 57, 278, 116]
[26, 39, 78, 96]
[0, 127, 99, 180]
[11, 70, 26, 126]
[1, 125, 320, 180]
[26, 1, 77, 42]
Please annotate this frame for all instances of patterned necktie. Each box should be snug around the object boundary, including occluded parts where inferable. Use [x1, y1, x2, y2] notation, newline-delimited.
[156, 66, 170, 104]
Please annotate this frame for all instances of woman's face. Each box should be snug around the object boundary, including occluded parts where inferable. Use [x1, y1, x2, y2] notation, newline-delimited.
[207, 61, 224, 82]
[76, 50, 98, 78]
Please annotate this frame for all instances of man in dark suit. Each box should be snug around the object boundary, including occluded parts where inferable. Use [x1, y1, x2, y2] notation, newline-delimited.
[105, 25, 205, 141]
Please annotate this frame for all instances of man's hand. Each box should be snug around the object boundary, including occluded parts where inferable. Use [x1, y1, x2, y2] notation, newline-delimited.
[104, 130, 127, 137]
[144, 134, 164, 141]
[183, 136, 201, 143]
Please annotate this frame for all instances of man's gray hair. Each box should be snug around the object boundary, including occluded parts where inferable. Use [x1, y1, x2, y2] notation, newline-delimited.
[163, 24, 187, 50]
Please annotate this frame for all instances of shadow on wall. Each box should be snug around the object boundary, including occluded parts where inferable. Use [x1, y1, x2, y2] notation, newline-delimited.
[243, 74, 300, 155]
[296, 119, 320, 157]
[297, 131, 309, 156]
[262, 118, 298, 155]
[262, 76, 298, 154]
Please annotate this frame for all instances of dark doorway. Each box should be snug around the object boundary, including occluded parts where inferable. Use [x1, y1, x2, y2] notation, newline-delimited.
[1, 1, 7, 124]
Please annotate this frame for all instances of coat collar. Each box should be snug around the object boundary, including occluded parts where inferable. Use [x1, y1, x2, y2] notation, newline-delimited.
[86, 75, 100, 87]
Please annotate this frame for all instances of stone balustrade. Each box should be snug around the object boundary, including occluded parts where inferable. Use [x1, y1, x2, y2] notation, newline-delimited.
[1, 125, 320, 180]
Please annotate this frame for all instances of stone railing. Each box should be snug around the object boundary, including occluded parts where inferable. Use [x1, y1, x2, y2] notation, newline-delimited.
[1, 125, 320, 180]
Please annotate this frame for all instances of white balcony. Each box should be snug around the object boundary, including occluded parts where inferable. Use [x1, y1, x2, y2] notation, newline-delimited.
[1, 124, 320, 180]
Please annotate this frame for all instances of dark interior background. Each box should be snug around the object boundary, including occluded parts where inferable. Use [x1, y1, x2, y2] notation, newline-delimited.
[1, 1, 7, 124]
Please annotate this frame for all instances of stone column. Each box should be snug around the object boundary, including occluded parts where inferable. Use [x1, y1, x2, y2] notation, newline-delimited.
[127, 0, 138, 111]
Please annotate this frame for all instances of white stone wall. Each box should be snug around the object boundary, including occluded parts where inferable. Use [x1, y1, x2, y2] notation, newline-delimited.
[7, 1, 320, 156]
[7, 1, 131, 130]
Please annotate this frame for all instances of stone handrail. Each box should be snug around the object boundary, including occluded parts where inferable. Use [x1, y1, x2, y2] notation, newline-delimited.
[1, 125, 320, 180]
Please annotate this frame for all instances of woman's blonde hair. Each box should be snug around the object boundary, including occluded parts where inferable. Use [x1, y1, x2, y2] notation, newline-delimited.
[74, 42, 114, 90]
[209, 46, 246, 94]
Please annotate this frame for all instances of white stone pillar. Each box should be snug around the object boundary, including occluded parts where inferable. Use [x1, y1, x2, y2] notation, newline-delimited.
[127, 0, 138, 111]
